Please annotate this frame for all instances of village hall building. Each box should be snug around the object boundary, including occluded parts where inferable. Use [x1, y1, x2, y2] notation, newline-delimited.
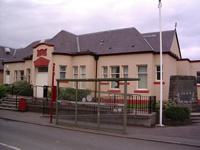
[0, 27, 200, 102]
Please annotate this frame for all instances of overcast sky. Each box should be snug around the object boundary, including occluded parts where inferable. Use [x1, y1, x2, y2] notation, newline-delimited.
[0, 0, 200, 60]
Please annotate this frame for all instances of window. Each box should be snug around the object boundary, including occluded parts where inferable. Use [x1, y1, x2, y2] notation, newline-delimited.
[27, 69, 31, 83]
[111, 66, 120, 88]
[19, 70, 24, 81]
[38, 66, 48, 72]
[156, 66, 163, 80]
[60, 66, 66, 79]
[102, 66, 108, 78]
[6, 71, 10, 75]
[197, 72, 200, 84]
[81, 66, 86, 88]
[14, 71, 18, 81]
[123, 66, 128, 78]
[73, 66, 78, 88]
[138, 66, 147, 89]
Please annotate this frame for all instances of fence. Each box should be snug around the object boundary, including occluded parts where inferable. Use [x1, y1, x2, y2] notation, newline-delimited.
[0, 84, 53, 111]
[98, 93, 156, 114]
[56, 78, 139, 133]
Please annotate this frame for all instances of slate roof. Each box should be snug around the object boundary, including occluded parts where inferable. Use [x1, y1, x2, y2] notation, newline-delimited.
[0, 46, 15, 70]
[46, 30, 78, 54]
[142, 30, 176, 53]
[78, 27, 153, 55]
[1, 27, 178, 65]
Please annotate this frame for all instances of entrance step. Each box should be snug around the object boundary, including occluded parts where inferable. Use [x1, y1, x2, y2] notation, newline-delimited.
[0, 96, 18, 111]
[0, 106, 18, 111]
[191, 113, 200, 124]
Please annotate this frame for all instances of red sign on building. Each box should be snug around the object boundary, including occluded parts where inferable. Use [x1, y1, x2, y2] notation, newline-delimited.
[37, 49, 47, 57]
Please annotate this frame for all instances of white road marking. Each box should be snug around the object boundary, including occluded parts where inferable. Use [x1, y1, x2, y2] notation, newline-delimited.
[0, 142, 21, 150]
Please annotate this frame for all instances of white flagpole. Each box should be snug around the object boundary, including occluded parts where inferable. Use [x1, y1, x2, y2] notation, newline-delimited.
[158, 0, 164, 126]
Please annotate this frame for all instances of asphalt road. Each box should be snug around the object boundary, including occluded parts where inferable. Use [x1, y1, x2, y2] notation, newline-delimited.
[0, 119, 199, 150]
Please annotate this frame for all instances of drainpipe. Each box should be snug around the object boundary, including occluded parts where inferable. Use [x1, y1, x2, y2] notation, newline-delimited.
[94, 55, 99, 102]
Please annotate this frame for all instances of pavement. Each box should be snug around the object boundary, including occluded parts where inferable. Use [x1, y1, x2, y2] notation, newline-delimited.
[0, 110, 200, 148]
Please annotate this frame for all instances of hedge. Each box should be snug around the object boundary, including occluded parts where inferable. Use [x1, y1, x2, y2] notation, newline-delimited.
[165, 105, 191, 121]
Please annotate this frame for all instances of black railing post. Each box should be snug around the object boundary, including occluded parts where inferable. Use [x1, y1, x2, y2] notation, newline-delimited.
[16, 95, 18, 109]
[43, 99, 45, 116]
[149, 96, 152, 114]
[12, 84, 14, 97]
[136, 96, 137, 115]
[35, 86, 37, 104]
[153, 96, 156, 112]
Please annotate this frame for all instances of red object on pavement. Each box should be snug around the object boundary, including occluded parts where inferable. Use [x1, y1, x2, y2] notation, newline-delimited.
[18, 97, 27, 111]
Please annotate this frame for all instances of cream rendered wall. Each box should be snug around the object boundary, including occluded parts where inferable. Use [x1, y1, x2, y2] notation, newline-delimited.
[52, 54, 73, 87]
[71, 55, 96, 90]
[190, 62, 200, 101]
[97, 53, 155, 96]
[177, 60, 190, 75]
[190, 62, 200, 77]
[32, 44, 54, 87]
[153, 54, 177, 101]
[24, 60, 32, 83]
[3, 62, 25, 84]
[170, 35, 181, 58]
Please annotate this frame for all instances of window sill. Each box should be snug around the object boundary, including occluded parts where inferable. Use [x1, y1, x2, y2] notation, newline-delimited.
[107, 90, 121, 93]
[100, 82, 109, 85]
[154, 81, 165, 85]
[134, 90, 149, 93]
[119, 82, 130, 85]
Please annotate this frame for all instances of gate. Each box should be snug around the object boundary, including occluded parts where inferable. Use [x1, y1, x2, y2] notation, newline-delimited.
[55, 78, 139, 133]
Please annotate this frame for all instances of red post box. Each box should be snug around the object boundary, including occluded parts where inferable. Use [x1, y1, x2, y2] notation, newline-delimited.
[18, 97, 27, 111]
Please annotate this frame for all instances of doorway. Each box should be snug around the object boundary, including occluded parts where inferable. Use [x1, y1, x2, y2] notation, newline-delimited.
[5, 71, 10, 84]
[36, 66, 48, 98]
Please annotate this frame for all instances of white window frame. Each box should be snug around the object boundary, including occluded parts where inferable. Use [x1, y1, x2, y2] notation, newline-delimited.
[19, 70, 24, 81]
[60, 66, 67, 79]
[27, 69, 31, 83]
[110, 66, 120, 89]
[73, 66, 78, 88]
[102, 66, 108, 78]
[80, 66, 86, 89]
[122, 66, 128, 78]
[138, 65, 147, 89]
[156, 65, 163, 81]
[14, 70, 18, 81]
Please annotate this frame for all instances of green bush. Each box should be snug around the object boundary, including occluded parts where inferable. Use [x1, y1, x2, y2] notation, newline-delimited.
[58, 88, 91, 101]
[8, 81, 33, 96]
[0, 84, 7, 99]
[165, 105, 191, 121]
[156, 99, 176, 112]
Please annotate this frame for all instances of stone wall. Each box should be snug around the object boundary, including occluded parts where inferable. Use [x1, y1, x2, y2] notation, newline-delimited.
[169, 76, 198, 104]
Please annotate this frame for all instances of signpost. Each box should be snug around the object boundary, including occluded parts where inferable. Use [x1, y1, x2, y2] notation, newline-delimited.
[50, 63, 55, 123]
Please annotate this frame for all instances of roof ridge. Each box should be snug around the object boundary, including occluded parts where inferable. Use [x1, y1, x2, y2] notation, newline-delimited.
[52, 30, 77, 38]
[78, 27, 137, 36]
[142, 29, 175, 35]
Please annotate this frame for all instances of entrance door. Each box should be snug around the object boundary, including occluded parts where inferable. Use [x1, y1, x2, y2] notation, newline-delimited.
[5, 71, 10, 84]
[36, 67, 48, 98]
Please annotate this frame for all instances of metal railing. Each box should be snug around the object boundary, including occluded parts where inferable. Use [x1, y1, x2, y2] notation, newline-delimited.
[56, 78, 139, 133]
[0, 84, 14, 97]
[15, 84, 33, 108]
